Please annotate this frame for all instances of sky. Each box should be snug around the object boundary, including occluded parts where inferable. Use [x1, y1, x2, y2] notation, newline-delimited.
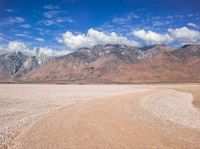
[0, 0, 200, 56]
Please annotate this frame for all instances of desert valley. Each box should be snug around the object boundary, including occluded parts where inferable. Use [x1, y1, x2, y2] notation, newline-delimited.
[1, 0, 200, 148]
[0, 84, 200, 149]
[0, 44, 200, 149]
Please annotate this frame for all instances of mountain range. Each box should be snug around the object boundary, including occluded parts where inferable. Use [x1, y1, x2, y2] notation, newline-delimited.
[0, 51, 51, 81]
[0, 44, 199, 83]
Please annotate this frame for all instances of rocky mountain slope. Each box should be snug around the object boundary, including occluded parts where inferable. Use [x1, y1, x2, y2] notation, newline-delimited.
[111, 46, 200, 83]
[22, 44, 144, 82]
[21, 44, 200, 83]
[0, 44, 199, 83]
[0, 51, 51, 81]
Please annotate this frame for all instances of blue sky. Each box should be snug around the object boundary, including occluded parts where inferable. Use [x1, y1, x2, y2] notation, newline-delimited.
[0, 0, 200, 55]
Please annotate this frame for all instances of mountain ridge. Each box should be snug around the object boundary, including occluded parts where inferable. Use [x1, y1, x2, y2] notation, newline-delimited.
[18, 44, 200, 83]
[0, 44, 199, 83]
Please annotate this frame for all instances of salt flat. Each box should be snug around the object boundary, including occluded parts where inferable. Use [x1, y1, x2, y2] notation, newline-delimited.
[0, 84, 200, 148]
[0, 84, 152, 147]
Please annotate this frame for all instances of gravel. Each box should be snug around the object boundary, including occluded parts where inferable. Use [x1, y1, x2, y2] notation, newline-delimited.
[143, 90, 200, 129]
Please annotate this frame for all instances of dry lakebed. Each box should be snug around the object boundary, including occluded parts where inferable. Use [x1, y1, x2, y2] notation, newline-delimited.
[0, 84, 199, 149]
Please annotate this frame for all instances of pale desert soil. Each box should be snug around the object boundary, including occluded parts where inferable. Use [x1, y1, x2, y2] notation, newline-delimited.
[0, 84, 200, 148]
[0, 84, 152, 148]
[143, 90, 200, 129]
[162, 84, 200, 109]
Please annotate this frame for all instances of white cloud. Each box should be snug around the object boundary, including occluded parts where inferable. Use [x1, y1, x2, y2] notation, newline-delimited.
[168, 27, 200, 44]
[44, 5, 59, 10]
[132, 27, 200, 45]
[111, 12, 139, 25]
[42, 9, 75, 25]
[7, 41, 32, 55]
[7, 17, 25, 24]
[0, 17, 25, 26]
[132, 30, 173, 45]
[187, 23, 198, 28]
[42, 7, 75, 26]
[15, 33, 30, 38]
[42, 19, 55, 26]
[56, 17, 75, 23]
[33, 47, 69, 57]
[20, 24, 32, 28]
[5, 9, 14, 12]
[40, 18, 74, 26]
[152, 21, 163, 27]
[4, 41, 69, 57]
[43, 10, 59, 19]
[59, 28, 140, 49]
[35, 38, 45, 42]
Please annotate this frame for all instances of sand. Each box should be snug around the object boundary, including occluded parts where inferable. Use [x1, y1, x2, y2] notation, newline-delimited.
[0, 84, 200, 148]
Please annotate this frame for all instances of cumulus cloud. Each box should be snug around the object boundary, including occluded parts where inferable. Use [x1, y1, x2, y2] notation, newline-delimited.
[168, 27, 200, 44]
[7, 41, 31, 54]
[33, 47, 69, 57]
[59, 28, 140, 49]
[132, 27, 200, 45]
[4, 41, 69, 57]
[132, 30, 173, 45]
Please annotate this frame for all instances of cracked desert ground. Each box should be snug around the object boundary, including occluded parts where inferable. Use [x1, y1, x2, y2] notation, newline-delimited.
[0, 84, 200, 149]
